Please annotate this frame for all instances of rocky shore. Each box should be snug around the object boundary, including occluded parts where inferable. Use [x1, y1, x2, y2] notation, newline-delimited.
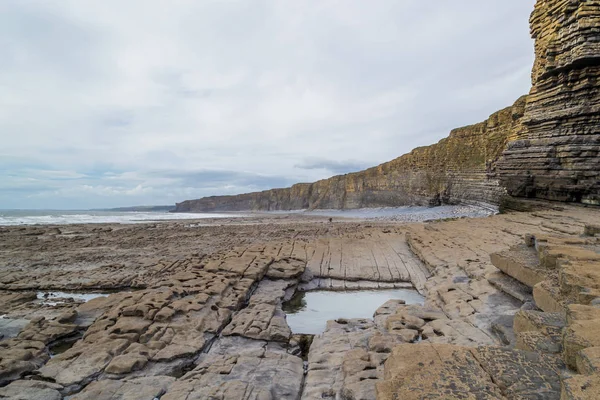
[1, 0, 599, 398]
[0, 202, 598, 399]
[176, 0, 599, 214]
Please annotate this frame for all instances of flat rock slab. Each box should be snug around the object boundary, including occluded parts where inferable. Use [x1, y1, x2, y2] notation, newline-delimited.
[475, 346, 564, 399]
[487, 271, 534, 303]
[562, 374, 600, 400]
[38, 277, 252, 393]
[298, 278, 413, 291]
[304, 234, 430, 291]
[222, 279, 292, 342]
[161, 337, 304, 400]
[490, 244, 546, 288]
[70, 376, 175, 400]
[0, 318, 29, 339]
[377, 343, 565, 400]
[0, 380, 63, 400]
[303, 318, 382, 400]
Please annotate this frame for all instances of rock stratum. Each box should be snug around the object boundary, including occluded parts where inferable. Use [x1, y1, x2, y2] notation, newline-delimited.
[176, 0, 600, 213]
[498, 0, 600, 205]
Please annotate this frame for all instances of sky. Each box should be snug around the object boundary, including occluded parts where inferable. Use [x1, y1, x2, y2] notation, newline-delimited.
[0, 0, 536, 210]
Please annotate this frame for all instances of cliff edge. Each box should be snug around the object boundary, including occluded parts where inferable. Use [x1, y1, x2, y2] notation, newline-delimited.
[497, 0, 600, 205]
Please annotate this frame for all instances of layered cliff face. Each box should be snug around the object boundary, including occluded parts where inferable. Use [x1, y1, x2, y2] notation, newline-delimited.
[497, 0, 600, 205]
[177, 0, 600, 213]
[176, 98, 526, 212]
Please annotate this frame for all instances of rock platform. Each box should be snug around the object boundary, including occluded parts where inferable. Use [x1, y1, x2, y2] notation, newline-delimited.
[0, 204, 599, 399]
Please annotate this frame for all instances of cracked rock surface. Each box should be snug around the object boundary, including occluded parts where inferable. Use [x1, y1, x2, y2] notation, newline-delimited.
[0, 204, 599, 399]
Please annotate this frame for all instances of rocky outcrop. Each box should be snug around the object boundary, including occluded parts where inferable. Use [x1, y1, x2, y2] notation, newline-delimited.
[377, 343, 565, 400]
[176, 97, 526, 212]
[377, 219, 600, 399]
[498, 0, 600, 205]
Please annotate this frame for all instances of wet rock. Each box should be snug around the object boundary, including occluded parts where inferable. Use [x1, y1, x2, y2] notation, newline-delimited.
[490, 314, 516, 346]
[57, 310, 78, 324]
[161, 337, 303, 400]
[0, 317, 29, 340]
[377, 344, 504, 400]
[378, 344, 565, 400]
[0, 338, 48, 386]
[105, 353, 148, 375]
[577, 346, 600, 375]
[0, 380, 63, 400]
[584, 225, 600, 238]
[0, 291, 37, 312]
[71, 376, 175, 400]
[490, 245, 545, 288]
[561, 374, 600, 400]
[266, 257, 306, 279]
[222, 280, 292, 342]
[38, 338, 131, 392]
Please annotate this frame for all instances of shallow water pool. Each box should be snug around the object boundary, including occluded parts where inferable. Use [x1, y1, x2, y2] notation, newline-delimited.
[37, 291, 110, 305]
[283, 288, 424, 335]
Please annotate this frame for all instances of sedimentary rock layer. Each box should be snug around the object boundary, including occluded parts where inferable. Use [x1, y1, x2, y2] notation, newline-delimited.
[176, 97, 526, 212]
[498, 0, 600, 205]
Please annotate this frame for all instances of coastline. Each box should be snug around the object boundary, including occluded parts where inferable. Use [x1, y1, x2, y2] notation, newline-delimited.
[0, 203, 497, 226]
[1, 203, 599, 398]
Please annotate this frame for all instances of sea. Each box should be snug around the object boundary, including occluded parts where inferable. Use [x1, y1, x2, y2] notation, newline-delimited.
[0, 210, 243, 226]
[0, 204, 498, 226]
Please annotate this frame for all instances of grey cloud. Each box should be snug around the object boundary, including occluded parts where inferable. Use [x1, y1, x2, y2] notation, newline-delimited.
[295, 158, 371, 175]
[152, 169, 296, 191]
[0, 0, 537, 209]
[0, 1, 104, 81]
[99, 110, 134, 128]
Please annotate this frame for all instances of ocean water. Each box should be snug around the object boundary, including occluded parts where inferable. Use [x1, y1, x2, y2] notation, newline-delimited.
[0, 210, 245, 226]
[0, 204, 497, 226]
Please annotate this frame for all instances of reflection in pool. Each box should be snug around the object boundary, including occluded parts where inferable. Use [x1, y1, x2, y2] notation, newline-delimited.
[283, 289, 424, 335]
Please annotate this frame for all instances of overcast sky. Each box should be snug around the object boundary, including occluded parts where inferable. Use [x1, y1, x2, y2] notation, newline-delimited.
[1, 0, 536, 209]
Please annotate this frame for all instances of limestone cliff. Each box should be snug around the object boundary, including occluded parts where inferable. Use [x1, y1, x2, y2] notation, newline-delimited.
[497, 0, 600, 205]
[177, 0, 600, 213]
[176, 98, 526, 212]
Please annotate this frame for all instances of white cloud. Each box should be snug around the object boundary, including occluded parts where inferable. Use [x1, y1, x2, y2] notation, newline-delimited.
[0, 0, 536, 209]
